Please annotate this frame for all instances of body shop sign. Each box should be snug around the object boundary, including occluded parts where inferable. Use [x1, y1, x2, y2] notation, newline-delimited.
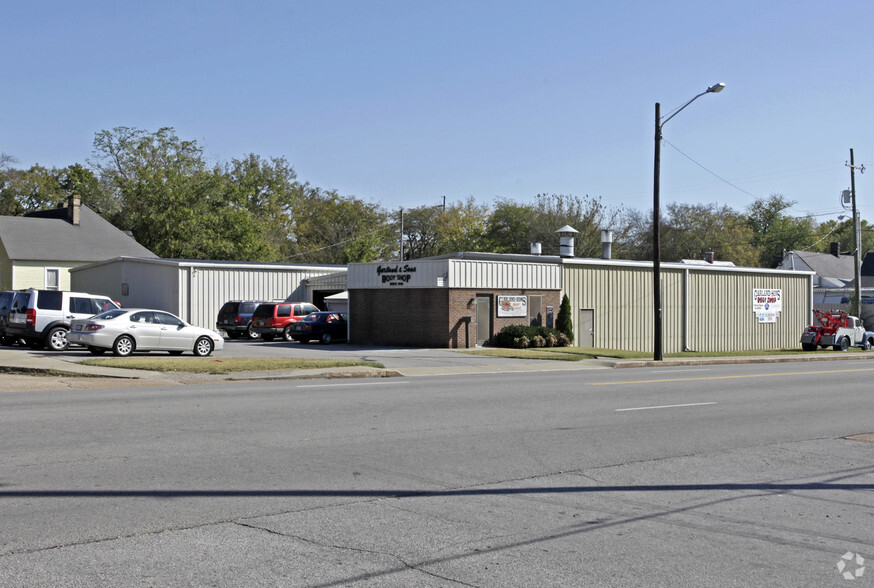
[753, 289, 782, 323]
[377, 264, 417, 286]
[497, 295, 527, 317]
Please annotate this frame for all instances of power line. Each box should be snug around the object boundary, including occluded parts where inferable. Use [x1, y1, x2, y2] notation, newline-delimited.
[662, 139, 761, 199]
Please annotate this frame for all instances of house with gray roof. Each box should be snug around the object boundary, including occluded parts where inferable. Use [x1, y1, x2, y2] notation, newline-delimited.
[776, 246, 856, 288]
[0, 195, 156, 291]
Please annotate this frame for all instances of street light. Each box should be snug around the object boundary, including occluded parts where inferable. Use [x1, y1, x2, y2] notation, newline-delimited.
[653, 82, 725, 361]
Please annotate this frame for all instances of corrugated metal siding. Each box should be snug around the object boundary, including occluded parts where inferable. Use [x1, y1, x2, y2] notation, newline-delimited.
[563, 264, 656, 352]
[686, 269, 809, 352]
[73, 259, 344, 329]
[70, 260, 125, 301]
[348, 260, 561, 290]
[188, 266, 342, 329]
[449, 260, 561, 290]
[563, 262, 812, 353]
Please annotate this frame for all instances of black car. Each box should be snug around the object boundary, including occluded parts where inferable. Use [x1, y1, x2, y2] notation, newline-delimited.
[289, 311, 348, 344]
[216, 300, 269, 339]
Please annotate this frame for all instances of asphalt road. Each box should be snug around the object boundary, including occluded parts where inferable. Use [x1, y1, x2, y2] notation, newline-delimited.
[2, 360, 873, 586]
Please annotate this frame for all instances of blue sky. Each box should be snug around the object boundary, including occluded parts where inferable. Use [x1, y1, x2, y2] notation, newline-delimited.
[3, 1, 872, 222]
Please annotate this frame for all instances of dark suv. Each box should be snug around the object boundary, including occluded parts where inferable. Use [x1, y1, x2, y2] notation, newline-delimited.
[251, 302, 320, 341]
[216, 300, 269, 339]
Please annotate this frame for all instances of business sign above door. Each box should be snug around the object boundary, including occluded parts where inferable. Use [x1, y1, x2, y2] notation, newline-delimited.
[497, 295, 527, 317]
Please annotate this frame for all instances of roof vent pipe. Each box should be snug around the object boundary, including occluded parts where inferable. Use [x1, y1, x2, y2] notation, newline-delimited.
[704, 250, 714, 264]
[556, 225, 579, 258]
[530, 242, 542, 255]
[600, 230, 613, 260]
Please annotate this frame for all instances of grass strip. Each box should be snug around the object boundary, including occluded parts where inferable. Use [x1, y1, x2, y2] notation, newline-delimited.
[460, 346, 868, 361]
[80, 357, 384, 375]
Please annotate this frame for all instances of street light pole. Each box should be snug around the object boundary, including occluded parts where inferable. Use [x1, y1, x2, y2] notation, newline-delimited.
[652, 82, 725, 361]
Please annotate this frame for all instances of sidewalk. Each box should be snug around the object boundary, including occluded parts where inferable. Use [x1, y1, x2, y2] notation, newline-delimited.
[2, 346, 874, 389]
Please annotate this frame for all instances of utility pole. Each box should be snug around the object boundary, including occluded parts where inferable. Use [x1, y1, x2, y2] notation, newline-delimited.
[847, 149, 865, 318]
[398, 207, 404, 261]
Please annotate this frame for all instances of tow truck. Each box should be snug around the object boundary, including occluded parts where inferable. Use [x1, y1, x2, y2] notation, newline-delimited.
[800, 309, 874, 351]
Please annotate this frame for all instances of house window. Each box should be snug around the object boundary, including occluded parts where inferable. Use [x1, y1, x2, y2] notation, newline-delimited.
[45, 268, 60, 290]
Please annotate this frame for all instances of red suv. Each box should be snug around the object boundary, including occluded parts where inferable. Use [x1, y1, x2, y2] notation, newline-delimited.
[251, 302, 320, 341]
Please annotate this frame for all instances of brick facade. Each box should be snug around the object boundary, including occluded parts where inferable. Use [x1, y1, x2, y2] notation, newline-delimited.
[350, 288, 561, 348]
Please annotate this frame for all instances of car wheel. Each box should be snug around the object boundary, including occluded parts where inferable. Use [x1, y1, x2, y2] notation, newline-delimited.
[261, 334, 275, 342]
[839, 336, 850, 352]
[801, 343, 816, 351]
[320, 333, 333, 344]
[46, 326, 69, 351]
[113, 335, 135, 357]
[1, 335, 16, 346]
[282, 326, 294, 341]
[246, 323, 260, 339]
[88, 346, 107, 355]
[865, 338, 873, 351]
[193, 336, 214, 357]
[27, 338, 45, 350]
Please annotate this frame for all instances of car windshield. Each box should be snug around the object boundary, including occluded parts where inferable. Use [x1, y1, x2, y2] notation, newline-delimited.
[93, 309, 128, 320]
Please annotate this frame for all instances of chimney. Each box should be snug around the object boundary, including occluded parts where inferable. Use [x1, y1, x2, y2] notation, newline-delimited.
[704, 250, 714, 264]
[530, 242, 542, 255]
[830, 242, 841, 258]
[67, 195, 81, 226]
[600, 230, 613, 260]
[555, 225, 579, 258]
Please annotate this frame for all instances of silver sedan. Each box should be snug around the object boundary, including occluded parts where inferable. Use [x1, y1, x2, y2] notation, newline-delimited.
[68, 309, 225, 357]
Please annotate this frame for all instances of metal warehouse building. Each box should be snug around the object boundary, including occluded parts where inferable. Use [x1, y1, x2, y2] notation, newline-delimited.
[348, 253, 814, 352]
[71, 257, 346, 330]
[561, 257, 812, 353]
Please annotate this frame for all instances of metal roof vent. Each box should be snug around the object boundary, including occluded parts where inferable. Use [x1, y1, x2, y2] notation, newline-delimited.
[601, 230, 613, 260]
[555, 225, 579, 258]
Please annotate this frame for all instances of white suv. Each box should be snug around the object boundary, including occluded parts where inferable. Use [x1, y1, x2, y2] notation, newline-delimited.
[6, 289, 120, 351]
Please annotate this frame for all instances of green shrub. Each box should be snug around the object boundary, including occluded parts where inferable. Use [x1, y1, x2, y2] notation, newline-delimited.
[495, 324, 569, 349]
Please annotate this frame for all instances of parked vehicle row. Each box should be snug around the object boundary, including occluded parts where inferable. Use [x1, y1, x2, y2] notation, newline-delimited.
[214, 299, 348, 344]
[0, 287, 345, 355]
[0, 288, 223, 356]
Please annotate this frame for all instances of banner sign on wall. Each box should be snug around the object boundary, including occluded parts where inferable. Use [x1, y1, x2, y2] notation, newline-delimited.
[753, 289, 782, 323]
[497, 295, 528, 317]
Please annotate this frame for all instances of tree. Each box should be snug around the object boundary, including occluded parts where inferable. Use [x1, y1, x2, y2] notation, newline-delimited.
[221, 154, 302, 261]
[745, 194, 819, 266]
[0, 164, 65, 215]
[433, 197, 490, 254]
[556, 294, 573, 342]
[484, 194, 622, 256]
[485, 198, 538, 253]
[290, 187, 393, 264]
[91, 126, 279, 260]
[401, 204, 444, 260]
[657, 202, 759, 266]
